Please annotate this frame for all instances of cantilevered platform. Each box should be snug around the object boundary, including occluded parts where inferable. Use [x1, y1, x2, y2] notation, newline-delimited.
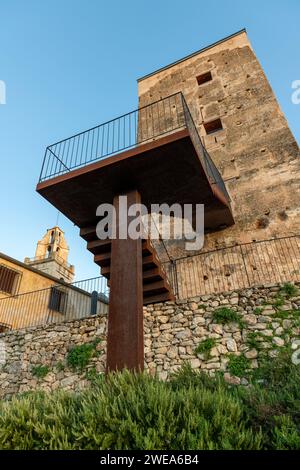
[36, 92, 234, 372]
[37, 128, 233, 231]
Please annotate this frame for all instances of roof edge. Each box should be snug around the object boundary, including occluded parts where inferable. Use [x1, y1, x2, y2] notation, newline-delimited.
[0, 251, 70, 285]
[137, 28, 247, 82]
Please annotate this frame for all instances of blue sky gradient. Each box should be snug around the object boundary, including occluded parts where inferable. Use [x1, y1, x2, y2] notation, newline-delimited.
[0, 0, 299, 281]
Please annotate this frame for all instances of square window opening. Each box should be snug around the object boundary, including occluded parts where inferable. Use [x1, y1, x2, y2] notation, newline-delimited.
[196, 71, 212, 86]
[49, 287, 67, 314]
[204, 118, 223, 135]
[0, 265, 20, 295]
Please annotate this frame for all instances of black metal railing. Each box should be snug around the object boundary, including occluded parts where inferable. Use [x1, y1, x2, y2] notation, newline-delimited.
[181, 96, 230, 203]
[0, 276, 109, 331]
[164, 235, 300, 299]
[39, 93, 185, 181]
[38, 93, 230, 204]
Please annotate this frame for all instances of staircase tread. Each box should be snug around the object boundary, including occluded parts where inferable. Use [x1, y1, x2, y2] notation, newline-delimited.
[81, 228, 174, 305]
[143, 292, 174, 305]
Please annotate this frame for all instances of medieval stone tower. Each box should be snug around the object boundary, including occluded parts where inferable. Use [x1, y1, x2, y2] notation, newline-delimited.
[136, 29, 300, 298]
[138, 29, 300, 256]
[24, 226, 75, 283]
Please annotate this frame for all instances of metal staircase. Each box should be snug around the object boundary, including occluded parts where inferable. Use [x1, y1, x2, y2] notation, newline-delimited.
[80, 226, 175, 304]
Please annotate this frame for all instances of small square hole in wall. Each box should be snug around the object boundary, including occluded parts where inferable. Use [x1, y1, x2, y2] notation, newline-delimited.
[196, 71, 212, 86]
[204, 118, 223, 135]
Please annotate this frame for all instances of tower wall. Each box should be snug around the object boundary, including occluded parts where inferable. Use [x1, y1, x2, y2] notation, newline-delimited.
[138, 31, 300, 257]
[25, 227, 74, 283]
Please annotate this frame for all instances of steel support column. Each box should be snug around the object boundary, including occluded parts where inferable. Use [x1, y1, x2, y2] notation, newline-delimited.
[106, 189, 144, 372]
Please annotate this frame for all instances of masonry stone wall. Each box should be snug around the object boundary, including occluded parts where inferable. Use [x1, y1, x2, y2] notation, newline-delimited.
[0, 316, 107, 399]
[1, 282, 300, 398]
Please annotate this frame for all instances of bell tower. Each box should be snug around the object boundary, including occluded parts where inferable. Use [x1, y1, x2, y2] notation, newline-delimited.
[24, 226, 75, 283]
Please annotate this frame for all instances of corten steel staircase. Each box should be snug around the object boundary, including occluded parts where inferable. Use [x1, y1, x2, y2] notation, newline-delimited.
[36, 92, 234, 372]
[80, 226, 175, 305]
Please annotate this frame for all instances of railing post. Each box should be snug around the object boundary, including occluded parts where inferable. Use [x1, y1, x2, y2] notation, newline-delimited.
[90, 291, 99, 316]
[38, 148, 49, 182]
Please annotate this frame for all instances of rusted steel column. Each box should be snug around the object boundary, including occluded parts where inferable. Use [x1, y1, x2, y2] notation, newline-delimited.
[106, 190, 144, 372]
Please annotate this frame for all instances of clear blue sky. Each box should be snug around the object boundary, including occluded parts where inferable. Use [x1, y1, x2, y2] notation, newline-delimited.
[0, 0, 299, 281]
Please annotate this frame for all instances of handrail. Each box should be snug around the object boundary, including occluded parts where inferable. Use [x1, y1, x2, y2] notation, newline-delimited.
[162, 235, 300, 300]
[38, 92, 231, 208]
[39, 93, 186, 181]
[0, 276, 109, 331]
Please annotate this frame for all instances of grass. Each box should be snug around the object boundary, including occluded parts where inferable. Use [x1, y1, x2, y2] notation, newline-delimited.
[273, 297, 285, 308]
[195, 338, 217, 359]
[274, 308, 300, 320]
[279, 283, 298, 299]
[227, 354, 250, 378]
[31, 365, 50, 379]
[56, 361, 65, 372]
[246, 332, 261, 351]
[254, 307, 263, 315]
[67, 339, 101, 371]
[212, 307, 245, 328]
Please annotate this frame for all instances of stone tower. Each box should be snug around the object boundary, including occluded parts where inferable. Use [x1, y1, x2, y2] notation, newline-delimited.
[24, 226, 75, 283]
[137, 29, 300, 258]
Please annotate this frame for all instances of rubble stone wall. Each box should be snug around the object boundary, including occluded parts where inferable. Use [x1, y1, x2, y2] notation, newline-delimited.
[1, 282, 300, 398]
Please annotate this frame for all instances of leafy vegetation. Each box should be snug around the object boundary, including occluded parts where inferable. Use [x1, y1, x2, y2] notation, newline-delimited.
[246, 332, 262, 351]
[273, 296, 285, 308]
[85, 366, 99, 383]
[0, 352, 300, 450]
[67, 339, 101, 371]
[274, 308, 300, 320]
[212, 307, 245, 328]
[254, 307, 263, 315]
[279, 283, 298, 299]
[55, 361, 65, 372]
[195, 338, 217, 359]
[31, 365, 50, 379]
[227, 354, 250, 378]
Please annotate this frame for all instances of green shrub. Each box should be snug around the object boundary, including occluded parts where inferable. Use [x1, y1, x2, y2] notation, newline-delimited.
[170, 362, 225, 393]
[250, 348, 293, 385]
[254, 307, 263, 314]
[84, 367, 102, 384]
[227, 354, 250, 378]
[212, 307, 244, 328]
[279, 283, 298, 299]
[274, 308, 300, 320]
[246, 332, 261, 351]
[31, 365, 50, 379]
[195, 338, 217, 359]
[274, 309, 291, 319]
[0, 353, 299, 450]
[237, 349, 300, 449]
[56, 361, 65, 372]
[273, 296, 285, 308]
[272, 415, 300, 450]
[0, 370, 261, 450]
[67, 339, 101, 371]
